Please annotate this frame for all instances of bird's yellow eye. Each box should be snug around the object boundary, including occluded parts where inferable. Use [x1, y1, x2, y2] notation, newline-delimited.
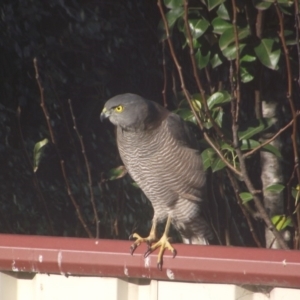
[114, 105, 124, 113]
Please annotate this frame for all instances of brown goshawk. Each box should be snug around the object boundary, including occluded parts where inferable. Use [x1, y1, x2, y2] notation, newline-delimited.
[101, 93, 213, 269]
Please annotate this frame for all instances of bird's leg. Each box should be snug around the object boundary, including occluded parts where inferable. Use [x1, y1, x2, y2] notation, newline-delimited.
[130, 218, 157, 255]
[144, 214, 177, 270]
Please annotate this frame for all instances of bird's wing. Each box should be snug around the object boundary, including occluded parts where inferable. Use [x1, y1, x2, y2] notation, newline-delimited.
[163, 112, 209, 208]
[166, 112, 199, 150]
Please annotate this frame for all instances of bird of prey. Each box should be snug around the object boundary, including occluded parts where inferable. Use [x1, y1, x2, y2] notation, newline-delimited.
[101, 93, 213, 269]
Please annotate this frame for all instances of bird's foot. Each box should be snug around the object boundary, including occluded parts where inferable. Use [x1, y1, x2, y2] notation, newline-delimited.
[144, 233, 177, 270]
[129, 232, 156, 255]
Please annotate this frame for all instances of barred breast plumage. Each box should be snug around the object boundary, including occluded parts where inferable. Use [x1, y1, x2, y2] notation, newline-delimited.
[101, 93, 213, 267]
[116, 107, 213, 244]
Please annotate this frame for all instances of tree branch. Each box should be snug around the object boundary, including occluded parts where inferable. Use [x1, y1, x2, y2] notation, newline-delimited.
[157, 0, 241, 176]
[275, 2, 300, 187]
[33, 58, 93, 238]
[227, 170, 262, 247]
[69, 99, 100, 239]
[228, 2, 289, 249]
[243, 113, 300, 158]
[183, 0, 230, 144]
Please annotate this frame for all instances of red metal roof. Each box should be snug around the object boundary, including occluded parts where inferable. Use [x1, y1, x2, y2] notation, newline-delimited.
[0, 234, 299, 288]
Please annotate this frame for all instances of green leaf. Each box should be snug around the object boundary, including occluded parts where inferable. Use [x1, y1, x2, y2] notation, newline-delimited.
[212, 17, 232, 35]
[195, 48, 210, 69]
[221, 44, 245, 60]
[240, 139, 260, 151]
[292, 185, 300, 206]
[174, 107, 197, 124]
[158, 7, 184, 40]
[219, 27, 250, 51]
[210, 52, 223, 68]
[240, 54, 256, 82]
[214, 109, 224, 127]
[33, 138, 49, 172]
[207, 0, 225, 11]
[278, 2, 294, 15]
[175, 108, 196, 123]
[240, 65, 254, 83]
[201, 148, 216, 171]
[271, 215, 292, 231]
[265, 183, 285, 193]
[262, 144, 282, 158]
[131, 182, 140, 188]
[106, 165, 127, 181]
[207, 91, 231, 109]
[254, 38, 281, 70]
[238, 118, 272, 140]
[216, 3, 230, 20]
[219, 28, 235, 50]
[241, 139, 282, 158]
[188, 19, 210, 39]
[164, 0, 184, 9]
[283, 30, 296, 46]
[240, 54, 256, 62]
[253, 0, 272, 10]
[166, 7, 184, 28]
[211, 157, 226, 172]
[239, 192, 253, 203]
[278, 0, 293, 4]
[210, 44, 224, 68]
[220, 142, 233, 152]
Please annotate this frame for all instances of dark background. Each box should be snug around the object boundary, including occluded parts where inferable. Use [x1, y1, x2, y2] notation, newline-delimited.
[1, 0, 299, 249]
[0, 0, 164, 238]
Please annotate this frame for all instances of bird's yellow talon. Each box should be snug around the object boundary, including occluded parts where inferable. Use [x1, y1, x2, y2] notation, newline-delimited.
[129, 225, 157, 255]
[102, 94, 212, 270]
[144, 215, 176, 269]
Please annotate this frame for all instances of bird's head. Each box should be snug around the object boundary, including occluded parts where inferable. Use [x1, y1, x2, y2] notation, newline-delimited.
[100, 93, 165, 131]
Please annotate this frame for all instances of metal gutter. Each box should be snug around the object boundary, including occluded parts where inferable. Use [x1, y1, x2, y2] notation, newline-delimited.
[0, 234, 299, 288]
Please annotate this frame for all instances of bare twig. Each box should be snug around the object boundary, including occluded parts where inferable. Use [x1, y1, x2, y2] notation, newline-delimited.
[243, 112, 300, 158]
[231, 0, 241, 123]
[60, 160, 93, 237]
[228, 2, 289, 249]
[294, 0, 300, 86]
[33, 58, 93, 238]
[204, 67, 214, 94]
[235, 149, 289, 248]
[227, 170, 262, 247]
[294, 0, 300, 250]
[17, 106, 54, 235]
[276, 3, 300, 245]
[161, 41, 168, 107]
[275, 2, 300, 185]
[286, 166, 299, 249]
[69, 99, 100, 239]
[33, 59, 56, 145]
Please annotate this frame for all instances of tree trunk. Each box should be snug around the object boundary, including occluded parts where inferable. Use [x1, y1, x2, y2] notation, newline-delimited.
[260, 101, 289, 248]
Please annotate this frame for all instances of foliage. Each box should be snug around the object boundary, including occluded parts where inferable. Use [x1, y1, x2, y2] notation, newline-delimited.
[158, 0, 300, 249]
[1, 0, 300, 250]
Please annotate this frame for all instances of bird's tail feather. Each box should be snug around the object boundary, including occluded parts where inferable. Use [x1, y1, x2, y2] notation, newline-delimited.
[182, 236, 209, 245]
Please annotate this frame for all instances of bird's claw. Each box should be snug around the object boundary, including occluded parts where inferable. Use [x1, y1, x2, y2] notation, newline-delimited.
[129, 232, 156, 256]
[172, 249, 177, 258]
[156, 248, 176, 271]
[130, 243, 137, 255]
[157, 262, 162, 271]
[129, 230, 176, 270]
[144, 248, 153, 258]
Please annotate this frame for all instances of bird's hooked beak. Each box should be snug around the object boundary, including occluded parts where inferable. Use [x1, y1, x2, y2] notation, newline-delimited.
[100, 107, 110, 122]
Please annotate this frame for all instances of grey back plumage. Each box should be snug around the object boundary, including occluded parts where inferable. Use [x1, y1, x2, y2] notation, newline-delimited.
[102, 93, 213, 244]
